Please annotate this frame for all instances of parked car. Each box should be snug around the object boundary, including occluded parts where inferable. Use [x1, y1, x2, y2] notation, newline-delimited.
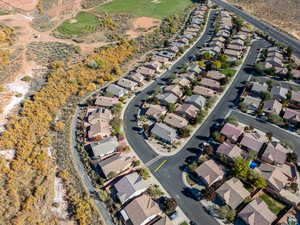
[185, 187, 201, 201]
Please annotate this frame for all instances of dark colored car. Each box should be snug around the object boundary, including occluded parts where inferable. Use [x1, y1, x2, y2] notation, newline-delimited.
[185, 188, 201, 201]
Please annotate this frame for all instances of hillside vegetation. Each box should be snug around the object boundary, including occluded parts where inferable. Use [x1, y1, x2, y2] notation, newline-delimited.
[0, 41, 134, 225]
[228, 0, 300, 40]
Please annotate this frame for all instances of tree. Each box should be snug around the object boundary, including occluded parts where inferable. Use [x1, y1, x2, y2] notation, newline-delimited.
[286, 46, 293, 58]
[239, 102, 248, 113]
[212, 60, 222, 70]
[202, 51, 213, 60]
[179, 127, 191, 138]
[226, 116, 238, 125]
[198, 60, 206, 68]
[217, 206, 236, 222]
[218, 54, 228, 63]
[137, 168, 150, 180]
[147, 184, 164, 198]
[202, 187, 216, 201]
[261, 91, 272, 101]
[232, 157, 249, 179]
[268, 113, 284, 126]
[185, 88, 193, 96]
[164, 197, 177, 214]
[254, 63, 265, 75]
[167, 103, 176, 112]
[287, 152, 298, 163]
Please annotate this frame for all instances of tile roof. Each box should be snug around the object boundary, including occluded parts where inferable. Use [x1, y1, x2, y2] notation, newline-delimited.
[145, 105, 167, 120]
[95, 96, 119, 107]
[90, 136, 118, 158]
[216, 178, 250, 209]
[261, 142, 287, 165]
[164, 113, 188, 129]
[283, 108, 300, 123]
[184, 94, 206, 109]
[193, 86, 217, 97]
[206, 70, 226, 80]
[217, 142, 245, 159]
[157, 92, 178, 105]
[200, 78, 221, 89]
[240, 132, 266, 153]
[238, 199, 276, 225]
[176, 103, 199, 119]
[164, 85, 183, 97]
[220, 123, 243, 142]
[151, 122, 177, 143]
[262, 99, 282, 115]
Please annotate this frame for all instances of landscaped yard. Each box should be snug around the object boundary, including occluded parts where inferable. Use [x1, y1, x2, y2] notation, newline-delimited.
[220, 68, 237, 77]
[95, 0, 194, 19]
[259, 193, 286, 215]
[56, 11, 100, 36]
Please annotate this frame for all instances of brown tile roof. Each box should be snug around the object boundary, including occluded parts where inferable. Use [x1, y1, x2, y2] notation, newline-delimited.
[88, 108, 113, 124]
[257, 163, 289, 192]
[206, 71, 226, 80]
[164, 113, 188, 129]
[283, 108, 300, 123]
[146, 105, 167, 120]
[122, 194, 161, 225]
[194, 159, 224, 186]
[164, 85, 183, 97]
[193, 86, 217, 97]
[88, 120, 111, 139]
[227, 44, 243, 51]
[261, 142, 287, 165]
[176, 103, 199, 119]
[220, 123, 243, 142]
[136, 66, 156, 76]
[216, 142, 245, 159]
[240, 132, 266, 153]
[238, 199, 276, 225]
[224, 49, 241, 58]
[216, 178, 250, 209]
[95, 96, 119, 107]
[200, 78, 220, 89]
[262, 99, 282, 115]
[173, 77, 191, 87]
[292, 69, 300, 79]
[291, 91, 300, 103]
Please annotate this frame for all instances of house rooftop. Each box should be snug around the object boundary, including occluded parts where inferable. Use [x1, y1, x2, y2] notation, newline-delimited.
[217, 142, 245, 160]
[220, 123, 244, 142]
[151, 122, 177, 143]
[200, 78, 220, 89]
[164, 113, 188, 129]
[262, 142, 287, 165]
[157, 92, 178, 105]
[238, 199, 276, 225]
[240, 132, 266, 153]
[251, 82, 268, 94]
[95, 96, 119, 107]
[207, 70, 226, 80]
[185, 94, 206, 109]
[194, 159, 224, 186]
[263, 99, 282, 115]
[193, 86, 217, 97]
[146, 105, 167, 120]
[176, 103, 200, 119]
[216, 177, 250, 209]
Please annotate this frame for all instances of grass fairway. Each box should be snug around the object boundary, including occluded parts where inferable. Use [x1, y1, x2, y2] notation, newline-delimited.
[56, 11, 100, 36]
[95, 0, 193, 19]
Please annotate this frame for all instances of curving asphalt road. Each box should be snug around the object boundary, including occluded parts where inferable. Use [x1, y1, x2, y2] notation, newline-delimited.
[124, 30, 270, 223]
[212, 0, 300, 58]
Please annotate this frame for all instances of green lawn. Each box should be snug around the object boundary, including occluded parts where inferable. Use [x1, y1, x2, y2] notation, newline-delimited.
[259, 193, 286, 215]
[0, 10, 8, 15]
[220, 68, 237, 77]
[95, 0, 193, 19]
[56, 11, 100, 36]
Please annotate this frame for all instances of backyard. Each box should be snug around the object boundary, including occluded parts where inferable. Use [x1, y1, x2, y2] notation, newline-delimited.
[259, 193, 286, 215]
[95, 0, 194, 19]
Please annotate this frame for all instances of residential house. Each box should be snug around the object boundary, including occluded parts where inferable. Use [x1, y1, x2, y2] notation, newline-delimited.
[194, 159, 225, 186]
[120, 194, 161, 225]
[185, 95, 206, 109]
[216, 178, 250, 209]
[224, 49, 241, 59]
[187, 64, 202, 74]
[268, 46, 279, 53]
[251, 82, 268, 96]
[261, 142, 287, 165]
[106, 84, 128, 97]
[291, 91, 300, 106]
[164, 85, 183, 98]
[176, 103, 199, 120]
[117, 78, 137, 91]
[157, 92, 178, 105]
[127, 72, 145, 84]
[232, 34, 247, 41]
[240, 132, 266, 153]
[211, 36, 226, 43]
[151, 122, 177, 144]
[267, 51, 283, 60]
[262, 99, 282, 115]
[136, 66, 156, 76]
[114, 172, 148, 204]
[216, 142, 245, 160]
[145, 61, 161, 71]
[156, 50, 175, 60]
[177, 73, 196, 81]
[283, 108, 300, 124]
[152, 55, 170, 64]
[145, 105, 167, 121]
[87, 108, 113, 124]
[88, 120, 111, 140]
[209, 40, 224, 49]
[164, 113, 188, 129]
[291, 69, 300, 79]
[193, 86, 217, 98]
[200, 78, 220, 91]
[238, 199, 276, 225]
[240, 26, 253, 33]
[271, 86, 288, 100]
[242, 95, 262, 112]
[206, 71, 226, 81]
[98, 153, 133, 178]
[265, 56, 283, 68]
[226, 44, 243, 52]
[230, 39, 244, 46]
[95, 96, 119, 107]
[173, 77, 191, 87]
[216, 30, 230, 38]
[220, 123, 244, 143]
[168, 46, 179, 54]
[257, 163, 289, 192]
[90, 136, 118, 159]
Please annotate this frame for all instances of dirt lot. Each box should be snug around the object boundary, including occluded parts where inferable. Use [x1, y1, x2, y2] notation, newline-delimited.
[1, 0, 39, 11]
[228, 0, 300, 40]
[126, 16, 160, 38]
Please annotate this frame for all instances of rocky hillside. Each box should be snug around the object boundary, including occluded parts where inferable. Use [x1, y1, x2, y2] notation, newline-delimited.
[228, 0, 300, 40]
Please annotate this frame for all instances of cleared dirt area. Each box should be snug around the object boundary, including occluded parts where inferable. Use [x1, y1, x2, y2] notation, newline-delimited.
[0, 0, 39, 11]
[228, 0, 300, 40]
[126, 16, 160, 38]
